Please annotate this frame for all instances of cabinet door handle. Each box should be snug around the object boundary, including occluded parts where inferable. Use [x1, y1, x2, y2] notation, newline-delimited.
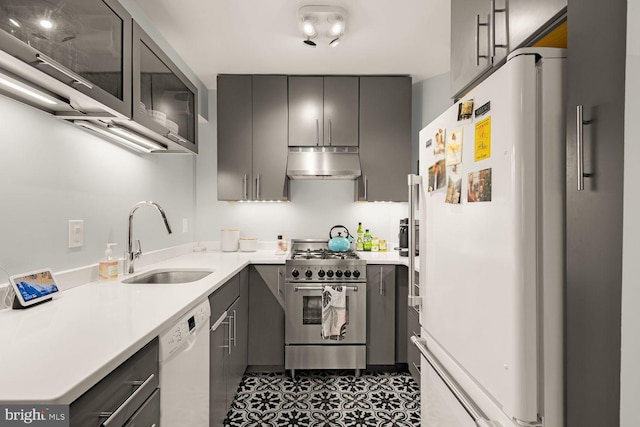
[100, 374, 155, 426]
[243, 174, 248, 200]
[256, 174, 261, 200]
[277, 268, 283, 295]
[232, 309, 237, 347]
[329, 119, 332, 145]
[363, 175, 368, 201]
[227, 312, 234, 354]
[489, 0, 508, 59]
[316, 118, 320, 146]
[36, 53, 94, 89]
[576, 105, 592, 191]
[379, 267, 384, 296]
[475, 14, 489, 66]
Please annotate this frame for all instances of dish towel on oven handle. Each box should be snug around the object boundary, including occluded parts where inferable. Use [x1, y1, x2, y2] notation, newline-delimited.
[322, 285, 347, 340]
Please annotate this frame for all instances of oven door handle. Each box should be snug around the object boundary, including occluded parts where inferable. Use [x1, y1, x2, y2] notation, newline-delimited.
[294, 285, 359, 292]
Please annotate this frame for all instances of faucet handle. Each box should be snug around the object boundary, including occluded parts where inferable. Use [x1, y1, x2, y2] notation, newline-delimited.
[134, 239, 142, 258]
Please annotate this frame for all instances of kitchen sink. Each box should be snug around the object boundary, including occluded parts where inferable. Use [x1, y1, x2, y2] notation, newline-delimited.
[122, 269, 214, 284]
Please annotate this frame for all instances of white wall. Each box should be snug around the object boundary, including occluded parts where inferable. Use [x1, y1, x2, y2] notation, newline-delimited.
[620, 1, 639, 424]
[411, 73, 453, 173]
[0, 96, 196, 276]
[195, 89, 408, 244]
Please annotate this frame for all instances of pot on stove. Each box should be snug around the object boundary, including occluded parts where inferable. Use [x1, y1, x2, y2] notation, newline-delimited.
[328, 225, 353, 252]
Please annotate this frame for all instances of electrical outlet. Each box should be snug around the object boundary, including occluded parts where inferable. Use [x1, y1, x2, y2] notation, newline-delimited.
[182, 218, 189, 233]
[68, 220, 84, 248]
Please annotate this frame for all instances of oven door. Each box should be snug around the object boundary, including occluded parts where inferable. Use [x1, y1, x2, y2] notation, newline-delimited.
[285, 282, 366, 345]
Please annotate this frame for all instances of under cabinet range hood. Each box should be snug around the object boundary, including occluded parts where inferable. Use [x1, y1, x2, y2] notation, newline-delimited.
[286, 146, 362, 180]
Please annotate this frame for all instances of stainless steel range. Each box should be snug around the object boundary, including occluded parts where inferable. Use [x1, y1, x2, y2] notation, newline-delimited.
[284, 239, 367, 377]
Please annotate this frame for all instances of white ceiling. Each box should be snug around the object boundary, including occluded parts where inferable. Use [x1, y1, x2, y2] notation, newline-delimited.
[131, 0, 451, 89]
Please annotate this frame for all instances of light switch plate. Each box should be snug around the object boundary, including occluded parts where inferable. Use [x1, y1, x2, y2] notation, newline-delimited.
[68, 220, 84, 248]
[182, 218, 189, 233]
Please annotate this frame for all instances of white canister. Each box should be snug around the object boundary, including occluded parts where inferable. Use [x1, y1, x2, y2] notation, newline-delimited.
[220, 229, 240, 252]
[239, 237, 258, 252]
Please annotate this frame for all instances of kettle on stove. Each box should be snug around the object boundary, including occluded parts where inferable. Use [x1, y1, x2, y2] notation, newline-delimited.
[328, 225, 353, 252]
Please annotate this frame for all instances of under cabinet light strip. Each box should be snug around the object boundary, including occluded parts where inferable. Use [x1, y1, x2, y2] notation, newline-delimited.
[0, 73, 58, 105]
[76, 121, 152, 153]
[108, 125, 166, 151]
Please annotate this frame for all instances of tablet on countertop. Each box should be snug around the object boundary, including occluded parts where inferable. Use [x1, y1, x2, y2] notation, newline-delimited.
[9, 268, 59, 308]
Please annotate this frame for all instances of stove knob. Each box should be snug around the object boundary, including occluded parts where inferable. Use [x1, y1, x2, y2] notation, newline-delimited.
[305, 269, 313, 278]
[344, 270, 352, 278]
[335, 270, 343, 278]
[353, 270, 361, 278]
[318, 269, 326, 278]
[291, 269, 300, 278]
[326, 270, 334, 278]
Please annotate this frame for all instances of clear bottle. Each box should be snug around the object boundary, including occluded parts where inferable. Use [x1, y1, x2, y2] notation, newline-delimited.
[372, 236, 379, 252]
[99, 243, 118, 281]
[277, 235, 285, 253]
[363, 229, 372, 251]
[356, 222, 364, 251]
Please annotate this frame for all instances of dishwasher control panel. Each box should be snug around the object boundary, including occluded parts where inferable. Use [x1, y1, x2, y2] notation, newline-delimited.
[160, 300, 211, 360]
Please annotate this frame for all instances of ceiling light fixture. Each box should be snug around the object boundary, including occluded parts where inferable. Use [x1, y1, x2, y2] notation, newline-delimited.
[9, 18, 21, 28]
[298, 5, 347, 47]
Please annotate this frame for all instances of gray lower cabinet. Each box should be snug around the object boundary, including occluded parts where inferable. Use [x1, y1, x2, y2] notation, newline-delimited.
[69, 338, 159, 427]
[366, 265, 396, 365]
[209, 269, 248, 426]
[248, 265, 285, 369]
[288, 76, 359, 147]
[217, 75, 288, 201]
[565, 0, 625, 425]
[358, 76, 411, 202]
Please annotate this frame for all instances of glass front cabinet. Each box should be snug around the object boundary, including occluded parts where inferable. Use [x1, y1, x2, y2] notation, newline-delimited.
[0, 0, 132, 117]
[128, 21, 198, 153]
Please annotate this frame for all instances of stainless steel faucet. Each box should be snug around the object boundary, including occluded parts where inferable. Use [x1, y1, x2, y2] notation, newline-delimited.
[124, 201, 172, 274]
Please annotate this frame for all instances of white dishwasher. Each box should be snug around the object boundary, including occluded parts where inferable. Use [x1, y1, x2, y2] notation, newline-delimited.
[159, 299, 210, 427]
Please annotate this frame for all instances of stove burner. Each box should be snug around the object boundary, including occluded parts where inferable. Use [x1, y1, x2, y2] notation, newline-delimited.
[290, 248, 359, 260]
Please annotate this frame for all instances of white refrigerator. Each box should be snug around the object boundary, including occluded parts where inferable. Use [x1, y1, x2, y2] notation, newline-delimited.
[409, 48, 565, 427]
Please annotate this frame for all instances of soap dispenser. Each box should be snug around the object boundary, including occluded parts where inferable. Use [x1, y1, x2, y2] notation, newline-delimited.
[99, 243, 118, 282]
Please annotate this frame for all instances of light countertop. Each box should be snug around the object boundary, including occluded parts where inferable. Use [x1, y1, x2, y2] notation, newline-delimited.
[0, 248, 413, 404]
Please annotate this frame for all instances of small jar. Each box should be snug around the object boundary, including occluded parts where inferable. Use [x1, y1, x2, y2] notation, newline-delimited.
[379, 240, 387, 252]
[372, 236, 379, 252]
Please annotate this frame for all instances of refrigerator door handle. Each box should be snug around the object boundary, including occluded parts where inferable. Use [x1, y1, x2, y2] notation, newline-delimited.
[407, 174, 422, 309]
[411, 336, 500, 427]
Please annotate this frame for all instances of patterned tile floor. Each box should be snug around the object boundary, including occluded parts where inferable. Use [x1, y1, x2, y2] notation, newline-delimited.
[223, 371, 421, 426]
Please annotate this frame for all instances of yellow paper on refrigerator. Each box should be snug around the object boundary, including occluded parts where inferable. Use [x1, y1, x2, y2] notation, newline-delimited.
[474, 116, 491, 161]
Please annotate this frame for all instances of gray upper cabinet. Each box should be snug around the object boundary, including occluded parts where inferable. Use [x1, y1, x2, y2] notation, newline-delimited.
[450, 0, 566, 99]
[323, 77, 359, 146]
[252, 76, 289, 200]
[450, 0, 495, 100]
[0, 0, 132, 117]
[288, 76, 358, 146]
[289, 76, 324, 146]
[217, 75, 288, 201]
[358, 76, 411, 202]
[127, 21, 198, 153]
[217, 75, 253, 201]
[508, 0, 566, 50]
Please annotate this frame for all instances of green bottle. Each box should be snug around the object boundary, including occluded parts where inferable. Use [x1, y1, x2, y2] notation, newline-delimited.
[363, 229, 372, 251]
[356, 222, 364, 251]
